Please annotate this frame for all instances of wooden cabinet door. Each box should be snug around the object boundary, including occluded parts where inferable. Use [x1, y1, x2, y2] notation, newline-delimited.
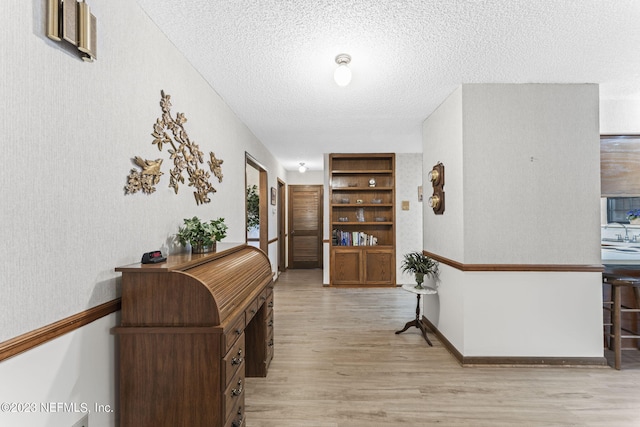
[363, 249, 395, 285]
[331, 248, 362, 284]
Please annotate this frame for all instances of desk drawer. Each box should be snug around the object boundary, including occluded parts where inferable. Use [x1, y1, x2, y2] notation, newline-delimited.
[266, 328, 274, 364]
[266, 310, 274, 328]
[223, 394, 245, 427]
[223, 314, 245, 354]
[223, 333, 245, 387]
[258, 288, 269, 306]
[245, 298, 259, 323]
[265, 293, 274, 314]
[224, 368, 245, 421]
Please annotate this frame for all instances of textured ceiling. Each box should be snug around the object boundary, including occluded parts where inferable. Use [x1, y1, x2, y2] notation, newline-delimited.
[135, 0, 640, 172]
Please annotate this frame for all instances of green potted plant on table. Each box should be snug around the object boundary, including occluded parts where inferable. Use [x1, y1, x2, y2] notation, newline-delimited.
[177, 216, 228, 253]
[401, 251, 439, 289]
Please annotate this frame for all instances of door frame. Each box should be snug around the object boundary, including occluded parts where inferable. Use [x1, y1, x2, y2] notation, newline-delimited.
[245, 152, 268, 254]
[277, 178, 286, 272]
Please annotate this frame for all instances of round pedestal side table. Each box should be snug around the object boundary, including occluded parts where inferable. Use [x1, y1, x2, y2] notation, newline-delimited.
[395, 283, 437, 346]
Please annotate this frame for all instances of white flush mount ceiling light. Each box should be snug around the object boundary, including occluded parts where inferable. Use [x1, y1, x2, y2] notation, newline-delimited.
[333, 54, 352, 87]
[298, 162, 307, 173]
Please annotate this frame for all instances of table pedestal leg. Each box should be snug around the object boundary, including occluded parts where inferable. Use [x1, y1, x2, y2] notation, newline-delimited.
[395, 294, 433, 346]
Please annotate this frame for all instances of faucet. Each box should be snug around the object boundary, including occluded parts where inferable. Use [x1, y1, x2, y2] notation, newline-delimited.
[605, 222, 629, 241]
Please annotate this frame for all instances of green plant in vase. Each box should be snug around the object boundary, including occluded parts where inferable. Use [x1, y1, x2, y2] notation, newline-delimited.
[177, 216, 228, 253]
[401, 251, 439, 289]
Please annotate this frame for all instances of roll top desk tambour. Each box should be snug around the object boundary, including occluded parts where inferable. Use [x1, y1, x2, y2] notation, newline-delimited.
[114, 243, 274, 427]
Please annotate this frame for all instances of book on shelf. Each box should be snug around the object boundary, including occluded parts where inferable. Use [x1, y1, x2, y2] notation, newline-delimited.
[332, 229, 378, 246]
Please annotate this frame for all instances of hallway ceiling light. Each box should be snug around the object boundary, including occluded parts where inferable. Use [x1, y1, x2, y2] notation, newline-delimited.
[333, 54, 352, 87]
[298, 162, 307, 173]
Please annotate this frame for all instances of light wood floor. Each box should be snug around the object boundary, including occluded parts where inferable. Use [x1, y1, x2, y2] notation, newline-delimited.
[245, 269, 640, 427]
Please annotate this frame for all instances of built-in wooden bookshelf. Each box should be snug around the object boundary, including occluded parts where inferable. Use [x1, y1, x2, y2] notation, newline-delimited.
[329, 153, 395, 286]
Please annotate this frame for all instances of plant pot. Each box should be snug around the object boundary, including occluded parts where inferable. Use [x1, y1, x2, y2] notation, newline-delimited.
[631, 218, 640, 225]
[414, 272, 425, 289]
[191, 242, 216, 254]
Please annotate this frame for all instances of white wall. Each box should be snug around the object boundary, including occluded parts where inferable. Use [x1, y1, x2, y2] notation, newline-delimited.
[422, 84, 603, 359]
[0, 2, 285, 426]
[422, 88, 465, 262]
[1, 0, 284, 343]
[0, 315, 118, 427]
[600, 99, 640, 134]
[462, 84, 601, 264]
[286, 170, 324, 185]
[396, 153, 424, 283]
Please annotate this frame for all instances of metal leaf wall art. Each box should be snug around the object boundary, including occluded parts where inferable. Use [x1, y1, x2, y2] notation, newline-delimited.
[209, 152, 224, 183]
[125, 157, 163, 195]
[124, 90, 224, 205]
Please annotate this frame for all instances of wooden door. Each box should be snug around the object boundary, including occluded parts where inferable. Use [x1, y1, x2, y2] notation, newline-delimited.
[288, 185, 323, 269]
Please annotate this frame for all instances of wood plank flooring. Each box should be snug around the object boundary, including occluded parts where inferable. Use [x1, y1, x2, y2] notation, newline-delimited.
[245, 269, 640, 427]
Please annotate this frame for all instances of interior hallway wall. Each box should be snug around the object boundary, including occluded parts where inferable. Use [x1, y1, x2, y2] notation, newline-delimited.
[422, 84, 603, 359]
[0, 1, 284, 426]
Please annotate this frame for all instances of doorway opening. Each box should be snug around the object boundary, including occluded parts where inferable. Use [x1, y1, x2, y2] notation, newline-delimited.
[245, 153, 268, 254]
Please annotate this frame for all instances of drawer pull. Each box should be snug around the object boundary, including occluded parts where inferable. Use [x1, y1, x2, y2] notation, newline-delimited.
[250, 308, 257, 314]
[232, 407, 244, 427]
[268, 319, 274, 327]
[235, 328, 242, 335]
[232, 348, 244, 366]
[268, 338, 274, 347]
[260, 296, 266, 301]
[231, 379, 243, 397]
[268, 301, 274, 308]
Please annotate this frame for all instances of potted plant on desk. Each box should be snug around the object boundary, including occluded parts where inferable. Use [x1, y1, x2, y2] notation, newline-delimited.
[177, 216, 228, 254]
[401, 251, 439, 289]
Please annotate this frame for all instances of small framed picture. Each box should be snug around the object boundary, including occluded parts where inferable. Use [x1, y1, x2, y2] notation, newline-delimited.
[270, 187, 276, 205]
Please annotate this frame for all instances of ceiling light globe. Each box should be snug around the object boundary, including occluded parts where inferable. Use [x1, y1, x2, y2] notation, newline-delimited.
[334, 64, 352, 87]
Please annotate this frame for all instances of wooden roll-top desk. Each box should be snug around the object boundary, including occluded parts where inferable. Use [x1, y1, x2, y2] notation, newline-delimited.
[114, 243, 274, 427]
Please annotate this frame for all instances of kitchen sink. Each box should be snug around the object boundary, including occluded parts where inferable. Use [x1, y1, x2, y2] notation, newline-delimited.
[602, 244, 640, 261]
